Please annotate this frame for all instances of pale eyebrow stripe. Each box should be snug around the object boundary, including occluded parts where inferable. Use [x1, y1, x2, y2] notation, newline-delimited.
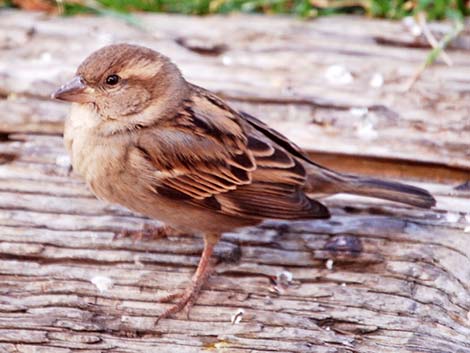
[119, 59, 162, 79]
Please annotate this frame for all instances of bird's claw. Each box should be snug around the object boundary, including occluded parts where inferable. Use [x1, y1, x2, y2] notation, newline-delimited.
[155, 286, 200, 325]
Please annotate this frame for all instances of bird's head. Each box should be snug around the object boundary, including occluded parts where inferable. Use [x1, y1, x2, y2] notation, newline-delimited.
[52, 43, 185, 122]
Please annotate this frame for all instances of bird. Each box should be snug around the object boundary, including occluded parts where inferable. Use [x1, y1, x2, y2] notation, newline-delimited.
[52, 43, 436, 323]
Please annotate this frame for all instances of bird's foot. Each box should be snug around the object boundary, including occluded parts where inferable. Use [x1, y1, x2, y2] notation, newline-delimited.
[155, 234, 219, 324]
[115, 224, 180, 242]
[155, 280, 203, 324]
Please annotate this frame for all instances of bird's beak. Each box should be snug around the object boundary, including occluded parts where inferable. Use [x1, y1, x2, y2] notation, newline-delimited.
[51, 76, 93, 103]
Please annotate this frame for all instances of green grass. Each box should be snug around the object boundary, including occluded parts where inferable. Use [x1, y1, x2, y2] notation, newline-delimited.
[1, 0, 468, 20]
[87, 0, 469, 20]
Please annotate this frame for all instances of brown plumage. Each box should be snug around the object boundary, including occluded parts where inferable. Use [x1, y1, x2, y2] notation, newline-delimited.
[52, 43, 435, 323]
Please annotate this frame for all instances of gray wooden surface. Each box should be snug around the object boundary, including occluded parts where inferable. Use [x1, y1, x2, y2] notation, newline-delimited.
[0, 10, 469, 353]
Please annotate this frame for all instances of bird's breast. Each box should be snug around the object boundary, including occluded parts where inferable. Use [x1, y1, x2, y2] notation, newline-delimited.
[64, 105, 131, 203]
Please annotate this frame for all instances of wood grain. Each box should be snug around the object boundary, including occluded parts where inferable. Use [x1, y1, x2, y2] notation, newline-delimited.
[0, 10, 469, 353]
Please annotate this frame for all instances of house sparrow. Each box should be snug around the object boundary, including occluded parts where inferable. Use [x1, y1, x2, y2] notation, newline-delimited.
[52, 44, 435, 323]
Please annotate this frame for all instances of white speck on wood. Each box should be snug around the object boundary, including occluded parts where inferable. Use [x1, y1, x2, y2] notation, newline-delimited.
[231, 308, 245, 324]
[276, 270, 293, 286]
[369, 73, 384, 88]
[326, 259, 334, 270]
[55, 155, 71, 168]
[222, 55, 233, 66]
[349, 107, 369, 118]
[325, 65, 353, 85]
[355, 121, 378, 141]
[445, 212, 461, 223]
[39, 52, 52, 63]
[90, 275, 114, 293]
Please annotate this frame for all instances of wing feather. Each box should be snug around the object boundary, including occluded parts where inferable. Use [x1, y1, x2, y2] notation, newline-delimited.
[137, 85, 330, 221]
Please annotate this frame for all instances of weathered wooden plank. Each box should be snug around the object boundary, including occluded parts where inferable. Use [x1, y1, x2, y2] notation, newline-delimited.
[0, 9, 469, 353]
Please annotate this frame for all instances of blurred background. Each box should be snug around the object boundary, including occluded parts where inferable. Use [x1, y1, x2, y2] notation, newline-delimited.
[1, 0, 469, 20]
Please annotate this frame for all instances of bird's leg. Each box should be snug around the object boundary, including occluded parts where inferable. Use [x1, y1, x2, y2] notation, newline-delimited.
[155, 233, 220, 324]
[115, 223, 181, 242]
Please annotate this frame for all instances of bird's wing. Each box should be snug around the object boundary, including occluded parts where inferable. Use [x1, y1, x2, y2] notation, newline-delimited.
[239, 111, 314, 164]
[136, 86, 329, 220]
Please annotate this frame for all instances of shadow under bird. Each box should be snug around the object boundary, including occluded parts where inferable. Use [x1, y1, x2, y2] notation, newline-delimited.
[52, 43, 436, 323]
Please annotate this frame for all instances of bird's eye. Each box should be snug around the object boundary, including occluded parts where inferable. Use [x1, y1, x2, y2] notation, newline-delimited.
[105, 74, 120, 86]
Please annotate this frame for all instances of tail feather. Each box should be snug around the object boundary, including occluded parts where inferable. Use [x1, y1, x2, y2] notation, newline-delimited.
[343, 176, 436, 208]
[307, 169, 436, 209]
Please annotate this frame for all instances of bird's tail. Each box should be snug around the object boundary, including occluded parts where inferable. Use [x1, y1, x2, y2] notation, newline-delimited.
[307, 168, 436, 209]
